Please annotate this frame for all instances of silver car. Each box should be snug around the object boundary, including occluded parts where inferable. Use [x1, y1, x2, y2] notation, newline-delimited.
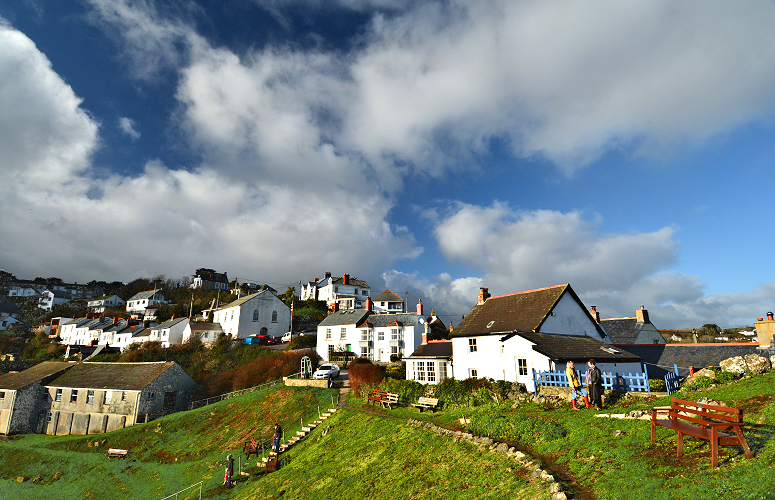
[313, 363, 340, 380]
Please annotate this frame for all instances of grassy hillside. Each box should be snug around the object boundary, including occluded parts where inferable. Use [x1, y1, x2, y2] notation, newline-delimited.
[1, 371, 774, 499]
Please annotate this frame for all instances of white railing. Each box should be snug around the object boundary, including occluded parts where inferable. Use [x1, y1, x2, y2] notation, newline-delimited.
[161, 480, 202, 500]
[188, 378, 284, 410]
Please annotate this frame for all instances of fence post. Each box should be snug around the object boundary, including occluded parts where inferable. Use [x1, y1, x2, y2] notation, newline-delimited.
[642, 363, 650, 392]
[531, 368, 538, 396]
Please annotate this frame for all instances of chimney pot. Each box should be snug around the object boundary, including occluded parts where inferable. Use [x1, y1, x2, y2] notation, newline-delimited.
[768, 312, 774, 321]
[324, 272, 331, 279]
[478, 287, 490, 305]
[343, 273, 349, 285]
[417, 299, 423, 316]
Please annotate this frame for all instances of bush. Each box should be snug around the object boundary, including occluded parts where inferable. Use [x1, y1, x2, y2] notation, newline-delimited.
[288, 334, 317, 350]
[348, 358, 385, 397]
[648, 379, 666, 392]
[682, 375, 714, 391]
[385, 362, 405, 380]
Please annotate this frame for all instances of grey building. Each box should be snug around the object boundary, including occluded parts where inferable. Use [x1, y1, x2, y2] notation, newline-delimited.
[598, 305, 665, 345]
[44, 361, 198, 435]
[0, 361, 75, 435]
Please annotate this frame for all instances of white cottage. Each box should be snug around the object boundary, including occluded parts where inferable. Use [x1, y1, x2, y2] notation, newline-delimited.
[149, 318, 189, 348]
[212, 290, 290, 340]
[450, 285, 642, 392]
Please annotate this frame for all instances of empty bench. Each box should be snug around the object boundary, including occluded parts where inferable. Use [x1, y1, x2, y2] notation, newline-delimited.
[107, 448, 128, 459]
[651, 397, 753, 467]
[412, 397, 440, 412]
[244, 438, 259, 459]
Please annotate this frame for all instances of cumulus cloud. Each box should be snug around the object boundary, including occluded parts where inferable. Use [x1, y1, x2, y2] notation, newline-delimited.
[118, 117, 140, 139]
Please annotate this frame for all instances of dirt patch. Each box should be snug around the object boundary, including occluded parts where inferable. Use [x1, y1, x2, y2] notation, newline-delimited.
[734, 394, 775, 415]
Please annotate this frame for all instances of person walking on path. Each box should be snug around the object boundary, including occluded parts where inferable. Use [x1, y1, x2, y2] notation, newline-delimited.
[565, 361, 591, 410]
[272, 423, 282, 454]
[587, 359, 604, 411]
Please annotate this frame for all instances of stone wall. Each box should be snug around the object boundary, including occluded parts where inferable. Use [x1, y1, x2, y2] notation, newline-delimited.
[284, 378, 329, 388]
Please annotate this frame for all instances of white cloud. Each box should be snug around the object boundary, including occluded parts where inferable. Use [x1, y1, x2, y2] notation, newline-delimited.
[118, 117, 140, 139]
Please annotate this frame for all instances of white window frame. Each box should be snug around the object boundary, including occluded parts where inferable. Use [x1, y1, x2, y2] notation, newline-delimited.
[469, 368, 478, 379]
[468, 338, 477, 353]
[86, 390, 94, 404]
[326, 328, 332, 340]
[103, 391, 112, 404]
[517, 358, 528, 376]
[340, 327, 347, 340]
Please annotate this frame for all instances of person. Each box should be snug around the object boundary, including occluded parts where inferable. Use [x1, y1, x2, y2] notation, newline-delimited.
[565, 361, 591, 410]
[587, 359, 604, 410]
[273, 423, 282, 454]
[223, 454, 234, 487]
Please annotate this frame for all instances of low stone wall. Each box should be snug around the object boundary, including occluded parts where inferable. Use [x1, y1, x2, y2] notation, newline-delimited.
[284, 379, 328, 388]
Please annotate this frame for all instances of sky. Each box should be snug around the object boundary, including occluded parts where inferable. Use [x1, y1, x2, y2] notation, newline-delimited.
[2, 0, 775, 329]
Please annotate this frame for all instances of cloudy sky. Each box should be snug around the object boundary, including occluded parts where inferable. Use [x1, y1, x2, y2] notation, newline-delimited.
[2, 0, 775, 329]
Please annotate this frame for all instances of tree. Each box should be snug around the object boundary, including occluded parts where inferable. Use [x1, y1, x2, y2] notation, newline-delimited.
[701, 324, 721, 337]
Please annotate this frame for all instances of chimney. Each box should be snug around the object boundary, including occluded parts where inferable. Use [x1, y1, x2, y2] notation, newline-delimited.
[366, 297, 373, 312]
[590, 306, 600, 323]
[636, 305, 649, 323]
[422, 321, 429, 344]
[768, 312, 774, 321]
[478, 287, 490, 305]
[324, 272, 331, 279]
[343, 273, 349, 285]
[417, 299, 423, 316]
[331, 302, 339, 313]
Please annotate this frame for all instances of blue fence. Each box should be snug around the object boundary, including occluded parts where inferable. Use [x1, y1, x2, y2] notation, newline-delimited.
[664, 364, 681, 394]
[532, 366, 651, 396]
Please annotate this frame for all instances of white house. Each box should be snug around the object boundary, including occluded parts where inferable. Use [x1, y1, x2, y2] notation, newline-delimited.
[149, 318, 189, 348]
[316, 301, 426, 362]
[126, 290, 166, 316]
[38, 289, 72, 311]
[450, 285, 642, 392]
[300, 272, 371, 310]
[212, 290, 290, 340]
[372, 289, 404, 314]
[113, 326, 147, 352]
[0, 315, 23, 331]
[58, 318, 93, 345]
[191, 268, 229, 290]
[182, 322, 224, 346]
[87, 295, 126, 314]
[406, 340, 453, 385]
[7, 286, 40, 297]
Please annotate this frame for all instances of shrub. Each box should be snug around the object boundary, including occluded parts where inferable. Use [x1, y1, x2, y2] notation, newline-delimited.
[385, 362, 405, 380]
[682, 375, 714, 391]
[288, 334, 317, 350]
[348, 358, 385, 397]
[648, 379, 666, 392]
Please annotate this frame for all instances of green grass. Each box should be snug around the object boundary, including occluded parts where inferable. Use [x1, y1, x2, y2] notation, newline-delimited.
[2, 371, 775, 499]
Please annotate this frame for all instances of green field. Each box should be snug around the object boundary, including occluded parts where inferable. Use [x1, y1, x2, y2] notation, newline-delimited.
[1, 372, 774, 500]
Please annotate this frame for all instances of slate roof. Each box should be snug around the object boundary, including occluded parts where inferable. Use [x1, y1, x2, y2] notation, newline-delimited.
[215, 291, 271, 311]
[0, 301, 19, 315]
[450, 284, 606, 339]
[365, 313, 422, 328]
[621, 344, 763, 379]
[128, 289, 163, 301]
[375, 289, 403, 302]
[318, 309, 370, 327]
[426, 313, 449, 340]
[407, 341, 453, 359]
[47, 361, 179, 391]
[153, 318, 188, 330]
[512, 332, 640, 363]
[189, 322, 223, 332]
[0, 361, 75, 390]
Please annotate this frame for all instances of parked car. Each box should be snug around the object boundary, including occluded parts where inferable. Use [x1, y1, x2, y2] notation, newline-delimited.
[245, 334, 279, 346]
[281, 331, 293, 343]
[313, 363, 340, 380]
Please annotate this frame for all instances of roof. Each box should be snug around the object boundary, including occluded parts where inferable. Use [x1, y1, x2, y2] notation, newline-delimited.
[153, 318, 188, 330]
[366, 313, 422, 328]
[0, 362, 75, 390]
[0, 301, 19, 315]
[47, 361, 181, 390]
[451, 284, 605, 339]
[622, 344, 762, 378]
[189, 322, 223, 332]
[215, 290, 272, 311]
[331, 276, 370, 288]
[407, 341, 452, 359]
[128, 289, 163, 301]
[318, 309, 371, 327]
[195, 270, 228, 283]
[375, 289, 403, 302]
[599, 318, 644, 344]
[513, 332, 641, 363]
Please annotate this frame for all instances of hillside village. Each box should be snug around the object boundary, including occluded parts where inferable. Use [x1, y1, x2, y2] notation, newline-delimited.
[1, 268, 774, 441]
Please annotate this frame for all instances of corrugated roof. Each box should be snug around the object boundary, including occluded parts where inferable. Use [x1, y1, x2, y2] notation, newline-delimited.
[0, 361, 75, 390]
[47, 361, 179, 390]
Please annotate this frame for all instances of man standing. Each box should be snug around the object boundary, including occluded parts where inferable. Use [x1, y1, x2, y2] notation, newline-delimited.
[587, 359, 604, 411]
[273, 423, 282, 454]
[565, 361, 592, 410]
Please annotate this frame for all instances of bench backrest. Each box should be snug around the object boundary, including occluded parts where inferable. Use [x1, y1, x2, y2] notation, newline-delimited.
[669, 398, 743, 427]
[417, 397, 438, 405]
[385, 393, 399, 402]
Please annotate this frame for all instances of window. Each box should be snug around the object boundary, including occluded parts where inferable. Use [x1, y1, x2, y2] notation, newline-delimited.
[360, 330, 368, 340]
[70, 390, 78, 403]
[41, 387, 48, 400]
[438, 362, 448, 382]
[427, 361, 436, 383]
[328, 344, 335, 355]
[121, 391, 127, 401]
[46, 412, 53, 423]
[147, 392, 156, 401]
[253, 309, 259, 321]
[270, 310, 277, 323]
[86, 390, 94, 404]
[391, 328, 398, 340]
[468, 338, 477, 353]
[203, 332, 209, 339]
[340, 327, 346, 340]
[325, 328, 332, 340]
[390, 346, 398, 354]
[416, 361, 425, 381]
[360, 346, 369, 356]
[55, 388, 62, 402]
[517, 358, 528, 376]
[378, 330, 384, 341]
[104, 391, 112, 404]
[469, 368, 478, 379]
[230, 312, 234, 321]
[0, 391, 4, 399]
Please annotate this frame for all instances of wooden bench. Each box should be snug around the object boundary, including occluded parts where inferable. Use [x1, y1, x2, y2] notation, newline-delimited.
[367, 390, 389, 406]
[380, 392, 403, 409]
[244, 438, 259, 459]
[651, 398, 753, 467]
[412, 397, 440, 412]
[107, 448, 128, 459]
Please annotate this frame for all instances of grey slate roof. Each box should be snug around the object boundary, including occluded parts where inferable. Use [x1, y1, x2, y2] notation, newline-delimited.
[365, 313, 421, 328]
[600, 318, 644, 344]
[128, 289, 163, 301]
[621, 344, 763, 379]
[318, 309, 370, 327]
[0, 361, 75, 390]
[375, 289, 403, 302]
[318, 310, 421, 328]
[214, 291, 270, 311]
[512, 332, 641, 363]
[47, 361, 179, 391]
[407, 341, 453, 359]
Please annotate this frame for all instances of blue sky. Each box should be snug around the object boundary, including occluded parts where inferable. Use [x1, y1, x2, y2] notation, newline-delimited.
[2, 0, 775, 329]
